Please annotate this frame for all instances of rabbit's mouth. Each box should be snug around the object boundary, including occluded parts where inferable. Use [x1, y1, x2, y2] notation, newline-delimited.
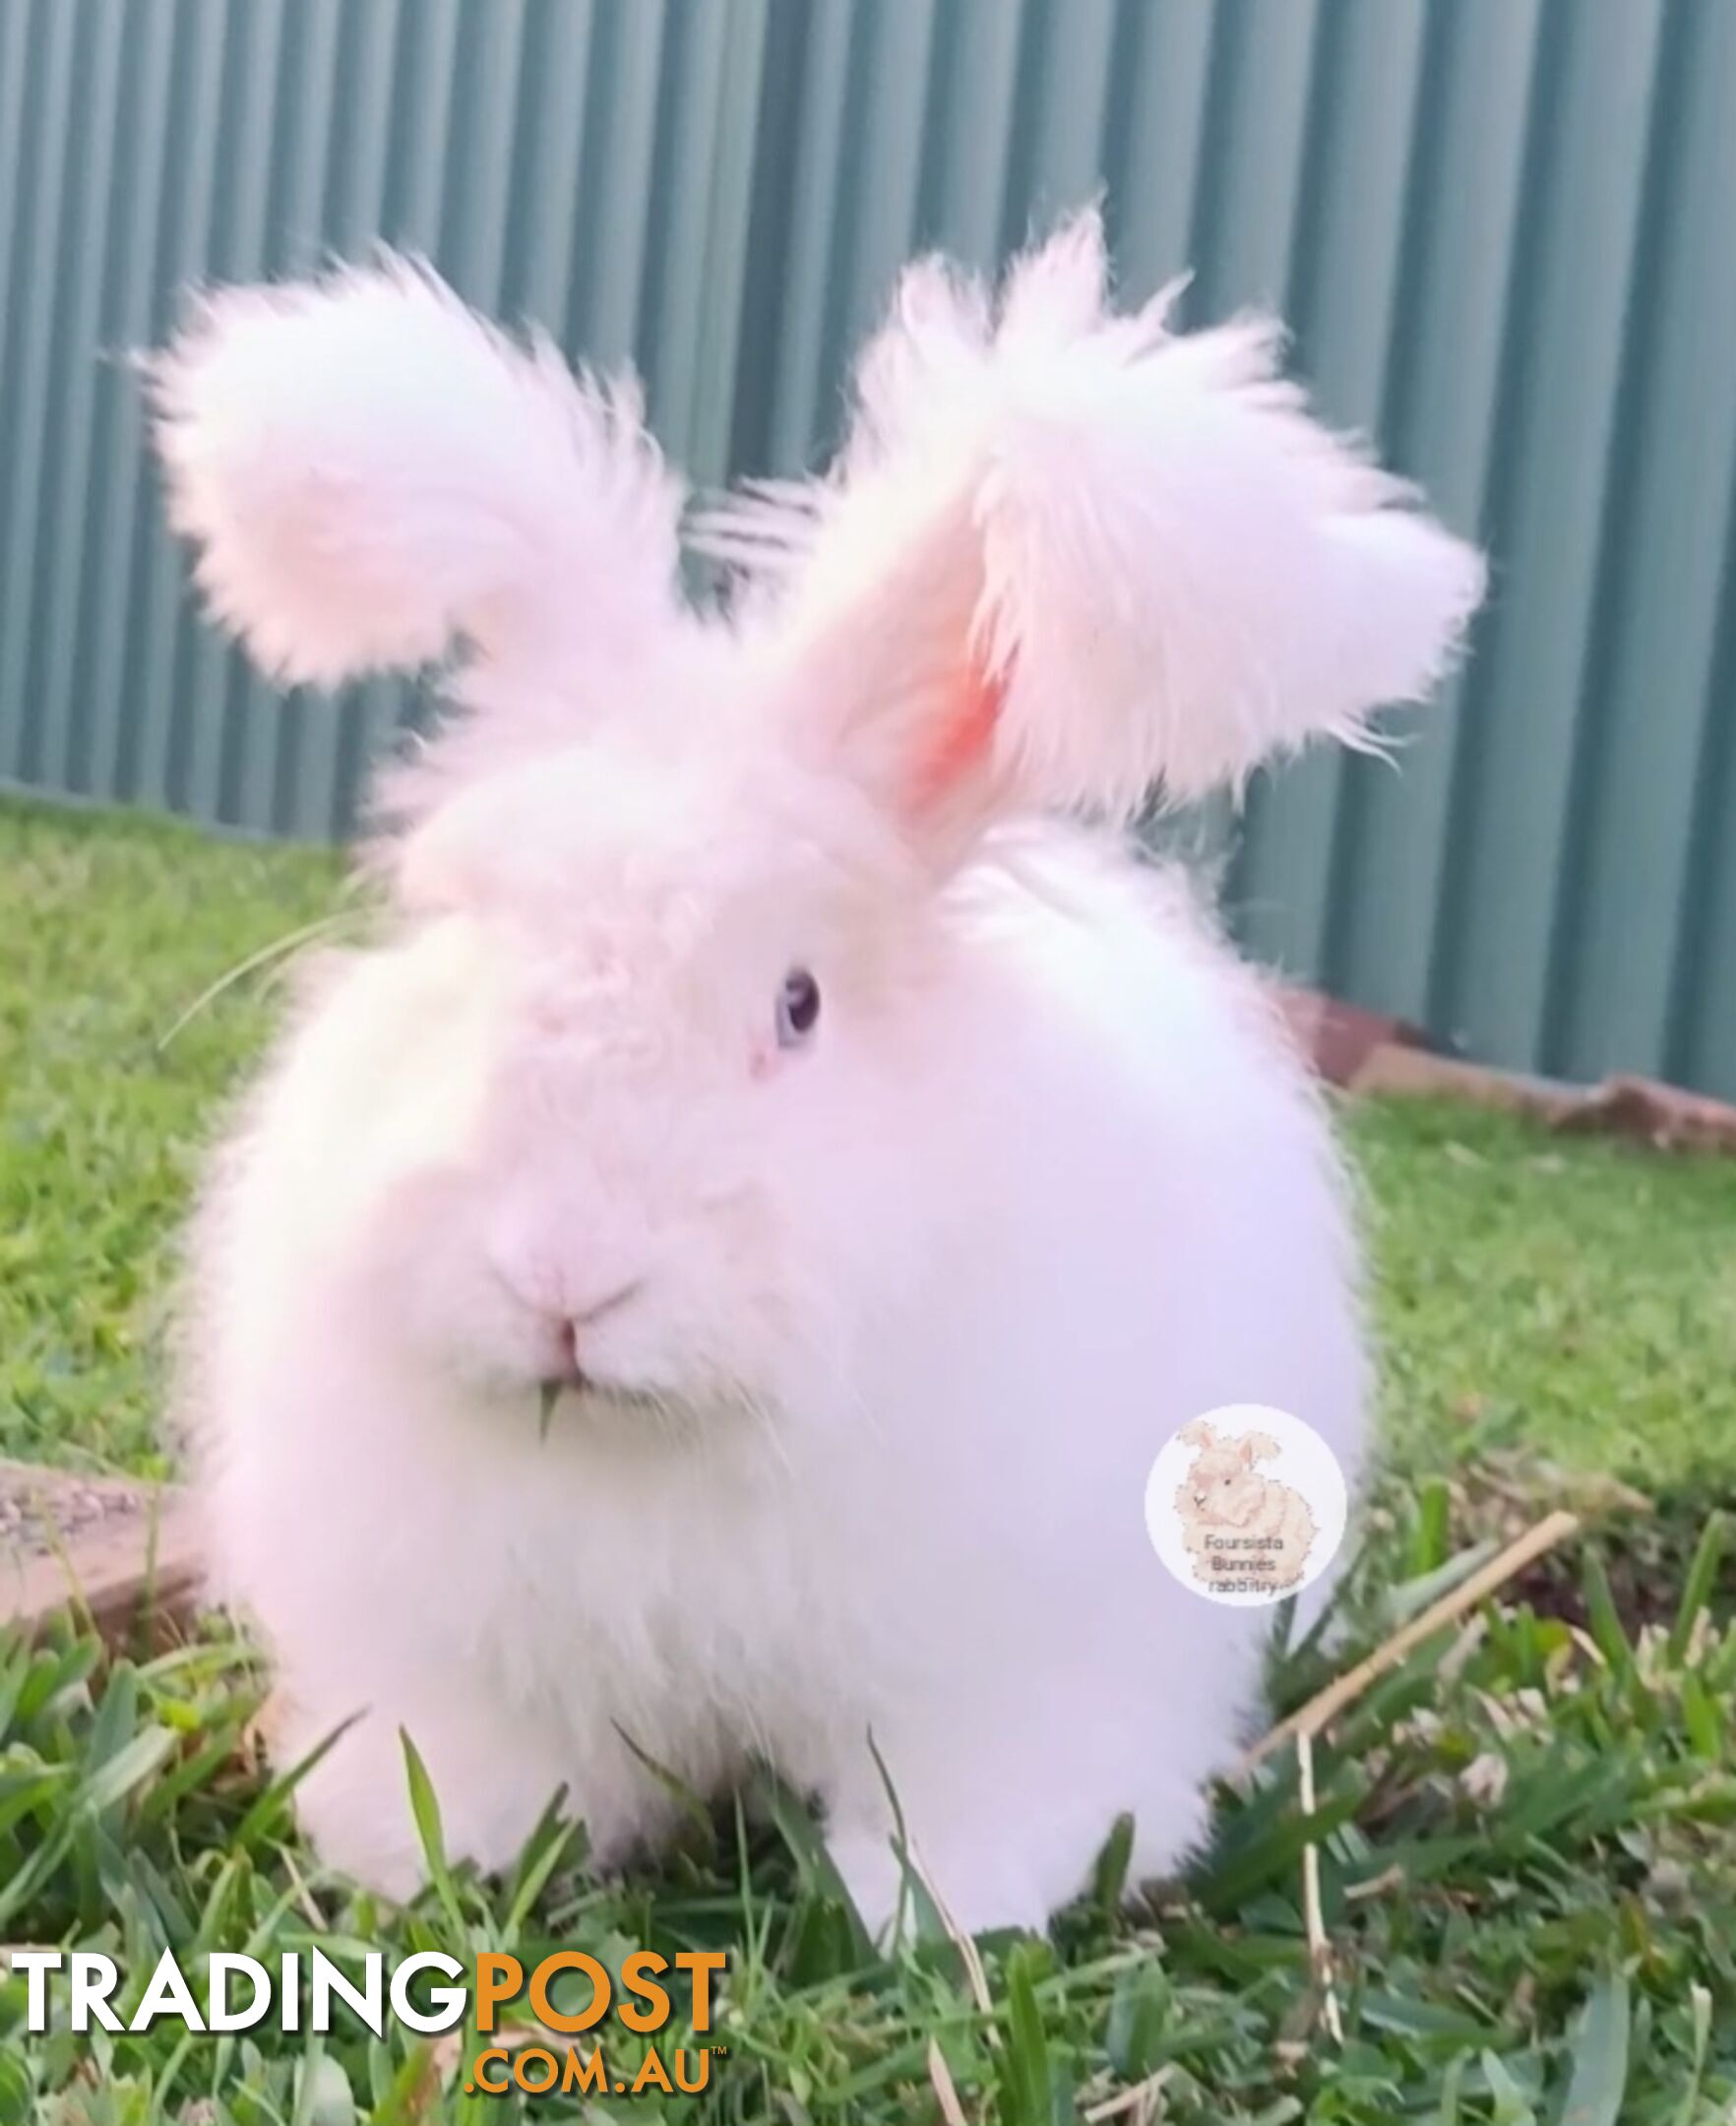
[536, 1371, 685, 1438]
[529, 1289, 650, 1409]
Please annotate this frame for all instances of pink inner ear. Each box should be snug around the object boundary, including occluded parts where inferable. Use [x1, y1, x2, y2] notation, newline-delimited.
[909, 654, 1009, 811]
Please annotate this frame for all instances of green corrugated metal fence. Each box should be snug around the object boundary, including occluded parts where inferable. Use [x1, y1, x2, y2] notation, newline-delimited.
[2, 0, 1734, 1097]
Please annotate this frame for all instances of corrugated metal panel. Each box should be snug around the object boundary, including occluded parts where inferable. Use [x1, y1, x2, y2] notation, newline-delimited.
[1, 0, 1733, 1099]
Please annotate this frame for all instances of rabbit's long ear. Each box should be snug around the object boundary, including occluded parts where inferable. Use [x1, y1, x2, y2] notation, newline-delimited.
[151, 260, 683, 691]
[704, 212, 1482, 850]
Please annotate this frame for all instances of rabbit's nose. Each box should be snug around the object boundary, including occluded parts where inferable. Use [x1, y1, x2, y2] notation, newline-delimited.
[539, 1282, 644, 1387]
[540, 1316, 588, 1389]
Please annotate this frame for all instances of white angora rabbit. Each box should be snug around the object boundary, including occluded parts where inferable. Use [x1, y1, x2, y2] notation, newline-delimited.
[152, 213, 1482, 1934]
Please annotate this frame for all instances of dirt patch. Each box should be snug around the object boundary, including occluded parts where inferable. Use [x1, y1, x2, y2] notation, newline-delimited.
[0, 1465, 159, 1560]
[0, 1457, 197, 1639]
[1448, 1452, 1736, 1635]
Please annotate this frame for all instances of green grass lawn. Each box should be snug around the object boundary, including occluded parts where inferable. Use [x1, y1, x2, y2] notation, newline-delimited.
[3, 796, 1734, 2122]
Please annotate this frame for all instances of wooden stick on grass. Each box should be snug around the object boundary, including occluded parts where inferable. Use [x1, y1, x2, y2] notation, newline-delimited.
[1246, 1508, 1581, 2054]
[1241, 1508, 1581, 1775]
[927, 2038, 969, 2126]
[1297, 1727, 1344, 2044]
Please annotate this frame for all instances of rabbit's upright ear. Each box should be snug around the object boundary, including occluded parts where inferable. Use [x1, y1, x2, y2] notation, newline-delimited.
[151, 261, 683, 692]
[1177, 1420, 1217, 1451]
[1239, 1432, 1280, 1466]
[705, 212, 1483, 855]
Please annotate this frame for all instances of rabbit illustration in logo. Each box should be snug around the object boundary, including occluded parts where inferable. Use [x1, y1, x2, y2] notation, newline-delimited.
[1173, 1420, 1319, 1594]
[150, 211, 1480, 1932]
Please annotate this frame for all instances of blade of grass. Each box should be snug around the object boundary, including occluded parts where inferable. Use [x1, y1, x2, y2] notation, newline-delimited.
[1668, 1512, 1727, 1663]
[400, 1729, 466, 1938]
[1554, 1968, 1629, 2126]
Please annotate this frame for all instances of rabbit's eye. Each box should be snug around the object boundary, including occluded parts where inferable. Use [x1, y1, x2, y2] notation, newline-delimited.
[775, 967, 821, 1049]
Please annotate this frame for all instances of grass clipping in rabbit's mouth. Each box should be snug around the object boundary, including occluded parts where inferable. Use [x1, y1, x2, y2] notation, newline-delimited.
[536, 1375, 667, 1439]
[538, 1380, 562, 1441]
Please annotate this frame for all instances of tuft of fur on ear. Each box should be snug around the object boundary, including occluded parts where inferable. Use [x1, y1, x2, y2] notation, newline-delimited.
[700, 212, 1485, 822]
[150, 259, 683, 689]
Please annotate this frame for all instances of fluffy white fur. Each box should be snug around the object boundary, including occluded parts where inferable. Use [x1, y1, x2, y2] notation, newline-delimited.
[700, 213, 1485, 813]
[155, 214, 1480, 1935]
[150, 260, 683, 787]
